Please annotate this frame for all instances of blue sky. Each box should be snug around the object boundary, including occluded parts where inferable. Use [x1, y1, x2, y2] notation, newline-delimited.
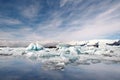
[0, 0, 120, 41]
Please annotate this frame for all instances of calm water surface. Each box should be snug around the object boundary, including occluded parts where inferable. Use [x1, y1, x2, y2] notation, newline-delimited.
[0, 57, 120, 80]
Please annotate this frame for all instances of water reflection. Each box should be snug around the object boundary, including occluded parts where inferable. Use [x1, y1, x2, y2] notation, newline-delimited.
[0, 57, 120, 80]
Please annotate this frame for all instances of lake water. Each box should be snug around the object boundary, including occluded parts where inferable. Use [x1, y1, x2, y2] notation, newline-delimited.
[0, 57, 120, 80]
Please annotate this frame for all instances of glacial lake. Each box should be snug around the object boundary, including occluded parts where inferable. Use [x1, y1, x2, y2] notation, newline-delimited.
[0, 57, 120, 80]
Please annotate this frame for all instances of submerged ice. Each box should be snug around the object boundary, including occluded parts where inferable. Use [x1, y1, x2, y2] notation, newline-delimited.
[0, 39, 120, 69]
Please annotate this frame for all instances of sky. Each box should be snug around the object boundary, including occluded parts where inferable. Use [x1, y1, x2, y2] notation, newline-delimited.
[0, 0, 120, 41]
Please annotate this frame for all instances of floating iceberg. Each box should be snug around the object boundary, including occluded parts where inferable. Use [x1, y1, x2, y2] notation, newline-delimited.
[26, 43, 43, 51]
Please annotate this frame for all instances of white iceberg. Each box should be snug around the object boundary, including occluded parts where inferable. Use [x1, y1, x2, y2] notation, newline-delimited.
[26, 43, 43, 51]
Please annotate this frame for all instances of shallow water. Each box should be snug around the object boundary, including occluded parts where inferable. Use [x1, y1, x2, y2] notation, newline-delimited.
[0, 57, 120, 80]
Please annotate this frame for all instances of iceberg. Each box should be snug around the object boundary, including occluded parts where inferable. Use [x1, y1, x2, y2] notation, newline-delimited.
[26, 43, 43, 51]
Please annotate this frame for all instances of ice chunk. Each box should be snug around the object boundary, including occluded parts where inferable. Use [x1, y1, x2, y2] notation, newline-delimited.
[106, 40, 120, 46]
[68, 47, 81, 55]
[56, 43, 71, 49]
[58, 47, 80, 63]
[66, 40, 88, 46]
[26, 43, 43, 51]
[42, 59, 65, 70]
[87, 40, 99, 48]
[0, 47, 13, 56]
[0, 47, 26, 56]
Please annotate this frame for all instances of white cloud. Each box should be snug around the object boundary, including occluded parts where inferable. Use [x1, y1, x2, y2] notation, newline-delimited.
[60, 0, 83, 7]
[21, 5, 39, 19]
[60, 0, 68, 7]
[0, 31, 15, 39]
[38, 19, 62, 30]
[1, 0, 120, 41]
[52, 1, 120, 41]
[19, 1, 40, 19]
[17, 0, 120, 41]
[0, 27, 44, 40]
[97, 4, 120, 20]
[0, 18, 22, 25]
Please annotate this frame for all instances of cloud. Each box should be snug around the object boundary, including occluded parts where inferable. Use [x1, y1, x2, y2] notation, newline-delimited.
[0, 18, 22, 25]
[0, 27, 44, 41]
[21, 5, 39, 19]
[37, 0, 120, 41]
[19, 0, 40, 20]
[43, 0, 120, 41]
[18, 27, 44, 40]
[0, 31, 15, 39]
[36, 17, 63, 37]
[60, 0, 68, 7]
[0, 0, 120, 41]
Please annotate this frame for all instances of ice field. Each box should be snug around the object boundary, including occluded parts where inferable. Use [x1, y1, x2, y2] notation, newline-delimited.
[0, 39, 120, 70]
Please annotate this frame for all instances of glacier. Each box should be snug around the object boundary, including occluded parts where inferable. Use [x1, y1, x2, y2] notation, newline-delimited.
[0, 39, 120, 69]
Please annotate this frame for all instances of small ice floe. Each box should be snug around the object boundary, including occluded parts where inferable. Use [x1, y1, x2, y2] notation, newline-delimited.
[42, 60, 65, 70]
[0, 47, 13, 56]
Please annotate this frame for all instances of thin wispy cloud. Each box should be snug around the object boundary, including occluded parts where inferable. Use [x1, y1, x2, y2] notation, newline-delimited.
[19, 1, 40, 20]
[0, 18, 22, 25]
[60, 0, 68, 7]
[0, 0, 120, 41]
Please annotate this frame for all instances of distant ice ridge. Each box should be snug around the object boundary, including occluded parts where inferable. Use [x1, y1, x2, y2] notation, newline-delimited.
[0, 39, 120, 68]
[0, 39, 119, 56]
